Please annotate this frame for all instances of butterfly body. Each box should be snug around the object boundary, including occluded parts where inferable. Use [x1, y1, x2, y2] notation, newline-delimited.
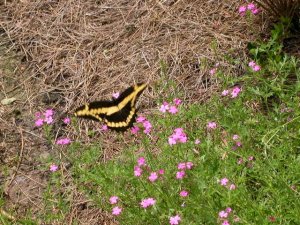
[74, 83, 147, 131]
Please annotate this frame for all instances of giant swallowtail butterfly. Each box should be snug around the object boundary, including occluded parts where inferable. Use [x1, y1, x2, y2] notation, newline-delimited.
[74, 83, 147, 131]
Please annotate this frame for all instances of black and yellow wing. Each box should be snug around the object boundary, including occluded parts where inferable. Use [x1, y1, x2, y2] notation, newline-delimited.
[74, 83, 147, 131]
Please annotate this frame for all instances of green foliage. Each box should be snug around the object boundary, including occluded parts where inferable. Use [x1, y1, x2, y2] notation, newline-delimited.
[25, 20, 298, 225]
[60, 21, 300, 224]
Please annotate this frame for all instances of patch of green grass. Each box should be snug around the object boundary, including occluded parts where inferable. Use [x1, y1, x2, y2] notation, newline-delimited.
[58, 21, 300, 224]
[21, 19, 297, 224]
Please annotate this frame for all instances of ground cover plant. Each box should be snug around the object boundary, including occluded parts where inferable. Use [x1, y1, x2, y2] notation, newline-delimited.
[27, 19, 300, 225]
[1, 1, 300, 224]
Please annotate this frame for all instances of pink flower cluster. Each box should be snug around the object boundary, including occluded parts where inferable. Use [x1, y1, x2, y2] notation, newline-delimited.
[239, 3, 259, 16]
[159, 98, 182, 114]
[176, 161, 193, 179]
[128, 157, 195, 223]
[219, 177, 236, 190]
[168, 128, 188, 145]
[131, 116, 152, 134]
[249, 61, 261, 72]
[35, 109, 70, 127]
[140, 197, 156, 208]
[221, 86, 241, 98]
[56, 137, 71, 145]
[109, 196, 122, 216]
[134, 157, 164, 182]
[218, 207, 240, 224]
[34, 109, 54, 127]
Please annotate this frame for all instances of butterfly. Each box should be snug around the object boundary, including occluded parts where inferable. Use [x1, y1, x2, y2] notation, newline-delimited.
[74, 83, 147, 131]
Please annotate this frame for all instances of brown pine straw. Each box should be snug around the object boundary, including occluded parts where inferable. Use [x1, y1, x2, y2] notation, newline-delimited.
[0, 0, 263, 115]
[0, 0, 270, 224]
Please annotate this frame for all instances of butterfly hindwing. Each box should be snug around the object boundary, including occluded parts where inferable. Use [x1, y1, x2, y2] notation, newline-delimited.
[104, 101, 137, 131]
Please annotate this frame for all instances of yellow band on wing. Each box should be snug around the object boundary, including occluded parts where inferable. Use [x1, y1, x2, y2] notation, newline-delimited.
[106, 83, 146, 115]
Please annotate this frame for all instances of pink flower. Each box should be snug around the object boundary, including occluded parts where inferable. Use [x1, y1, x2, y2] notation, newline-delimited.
[251, 8, 259, 14]
[35, 118, 44, 127]
[194, 139, 201, 144]
[238, 5, 247, 15]
[136, 116, 146, 123]
[173, 98, 182, 105]
[178, 135, 187, 143]
[220, 177, 229, 186]
[178, 163, 186, 170]
[63, 117, 71, 124]
[109, 196, 119, 204]
[56, 138, 71, 145]
[186, 162, 193, 169]
[222, 220, 230, 225]
[174, 128, 184, 134]
[44, 116, 54, 124]
[146, 198, 156, 206]
[112, 206, 122, 216]
[249, 61, 256, 67]
[229, 184, 236, 190]
[44, 109, 54, 118]
[168, 136, 177, 145]
[236, 141, 242, 147]
[247, 3, 255, 10]
[180, 190, 189, 197]
[222, 90, 229, 96]
[159, 169, 165, 175]
[131, 125, 140, 134]
[137, 157, 146, 166]
[231, 87, 241, 98]
[101, 125, 108, 131]
[225, 207, 232, 213]
[148, 172, 158, 182]
[249, 61, 261, 71]
[248, 156, 254, 161]
[169, 215, 181, 225]
[176, 171, 185, 179]
[219, 210, 228, 218]
[50, 164, 58, 172]
[112, 92, 120, 99]
[169, 106, 178, 114]
[134, 166, 142, 177]
[207, 121, 217, 129]
[169, 128, 188, 145]
[159, 102, 170, 113]
[144, 127, 151, 134]
[253, 64, 261, 71]
[140, 198, 156, 208]
[209, 68, 216, 75]
[142, 120, 152, 129]
[232, 134, 239, 140]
